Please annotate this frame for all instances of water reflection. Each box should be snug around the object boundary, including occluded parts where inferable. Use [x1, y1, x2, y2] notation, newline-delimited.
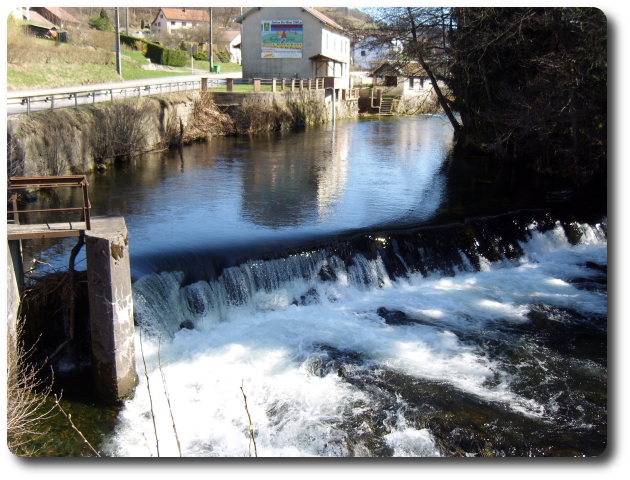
[19, 116, 461, 274]
[239, 124, 351, 228]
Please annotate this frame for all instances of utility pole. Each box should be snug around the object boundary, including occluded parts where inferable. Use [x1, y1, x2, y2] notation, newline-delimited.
[209, 7, 213, 72]
[125, 7, 129, 35]
[115, 7, 121, 76]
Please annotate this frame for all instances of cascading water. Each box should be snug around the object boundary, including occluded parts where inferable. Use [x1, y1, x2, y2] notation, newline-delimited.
[21, 115, 606, 457]
[103, 211, 607, 457]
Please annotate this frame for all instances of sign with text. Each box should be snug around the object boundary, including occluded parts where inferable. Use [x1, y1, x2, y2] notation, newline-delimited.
[261, 20, 303, 59]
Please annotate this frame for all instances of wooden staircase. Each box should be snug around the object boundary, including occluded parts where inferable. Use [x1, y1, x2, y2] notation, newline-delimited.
[379, 96, 399, 115]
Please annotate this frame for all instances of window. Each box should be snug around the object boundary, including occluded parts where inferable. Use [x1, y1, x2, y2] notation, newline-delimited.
[172, 21, 176, 26]
[361, 50, 366, 57]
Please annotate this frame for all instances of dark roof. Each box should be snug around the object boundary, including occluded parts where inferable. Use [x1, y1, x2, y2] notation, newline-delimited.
[32, 7, 80, 25]
[309, 53, 346, 64]
[236, 7, 344, 32]
[370, 61, 425, 78]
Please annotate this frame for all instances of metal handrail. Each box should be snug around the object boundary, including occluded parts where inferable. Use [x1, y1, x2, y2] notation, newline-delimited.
[7, 175, 92, 237]
[7, 78, 204, 116]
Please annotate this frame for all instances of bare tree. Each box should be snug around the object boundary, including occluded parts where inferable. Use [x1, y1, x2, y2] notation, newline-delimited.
[361, 7, 462, 136]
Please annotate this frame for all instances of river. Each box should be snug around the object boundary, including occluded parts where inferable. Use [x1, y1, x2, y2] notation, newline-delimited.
[20, 115, 607, 457]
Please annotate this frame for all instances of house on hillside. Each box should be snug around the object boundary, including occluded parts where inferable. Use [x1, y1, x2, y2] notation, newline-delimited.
[10, 7, 72, 40]
[218, 30, 242, 64]
[352, 36, 403, 72]
[235, 7, 351, 88]
[151, 7, 210, 35]
[31, 7, 80, 28]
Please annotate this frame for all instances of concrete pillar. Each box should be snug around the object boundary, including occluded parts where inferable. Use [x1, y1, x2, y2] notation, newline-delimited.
[227, 78, 234, 92]
[85, 217, 137, 403]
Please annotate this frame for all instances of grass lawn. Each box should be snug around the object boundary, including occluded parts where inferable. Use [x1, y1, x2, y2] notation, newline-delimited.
[7, 35, 242, 90]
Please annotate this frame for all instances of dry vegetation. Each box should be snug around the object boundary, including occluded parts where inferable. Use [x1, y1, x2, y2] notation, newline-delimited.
[7, 325, 56, 456]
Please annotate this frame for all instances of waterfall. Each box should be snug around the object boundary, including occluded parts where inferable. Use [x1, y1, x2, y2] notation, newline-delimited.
[132, 210, 607, 338]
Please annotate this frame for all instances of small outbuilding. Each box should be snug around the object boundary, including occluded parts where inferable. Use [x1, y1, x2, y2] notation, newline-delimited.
[370, 61, 429, 95]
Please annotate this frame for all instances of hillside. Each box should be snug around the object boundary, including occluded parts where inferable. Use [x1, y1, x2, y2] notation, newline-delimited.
[6, 8, 243, 91]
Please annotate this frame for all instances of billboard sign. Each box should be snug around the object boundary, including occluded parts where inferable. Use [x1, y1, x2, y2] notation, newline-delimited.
[261, 20, 303, 58]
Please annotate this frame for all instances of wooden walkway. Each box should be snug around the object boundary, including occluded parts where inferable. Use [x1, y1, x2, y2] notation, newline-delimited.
[7, 221, 89, 241]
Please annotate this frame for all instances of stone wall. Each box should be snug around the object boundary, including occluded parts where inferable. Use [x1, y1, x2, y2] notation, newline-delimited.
[6, 89, 359, 177]
[7, 93, 198, 177]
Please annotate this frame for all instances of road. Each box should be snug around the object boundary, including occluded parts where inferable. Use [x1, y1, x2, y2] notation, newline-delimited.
[6, 71, 242, 116]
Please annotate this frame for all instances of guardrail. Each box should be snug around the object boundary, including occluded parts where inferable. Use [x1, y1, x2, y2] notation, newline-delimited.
[8, 76, 357, 115]
[7, 77, 225, 116]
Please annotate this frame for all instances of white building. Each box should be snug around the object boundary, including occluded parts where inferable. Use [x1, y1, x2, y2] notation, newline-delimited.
[151, 8, 209, 35]
[352, 36, 403, 71]
[235, 7, 351, 88]
[219, 29, 242, 64]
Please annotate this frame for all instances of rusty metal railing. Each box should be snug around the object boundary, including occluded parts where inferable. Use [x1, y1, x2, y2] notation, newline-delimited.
[7, 175, 91, 241]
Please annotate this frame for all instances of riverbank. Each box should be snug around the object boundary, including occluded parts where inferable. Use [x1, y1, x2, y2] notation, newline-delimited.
[7, 88, 362, 177]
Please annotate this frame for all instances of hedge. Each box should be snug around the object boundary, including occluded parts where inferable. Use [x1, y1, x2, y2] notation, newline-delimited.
[119, 33, 188, 67]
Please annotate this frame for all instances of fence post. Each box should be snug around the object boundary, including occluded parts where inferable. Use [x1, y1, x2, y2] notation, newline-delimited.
[227, 78, 234, 92]
[201, 77, 208, 92]
[254, 78, 261, 93]
[272, 78, 277, 92]
[291, 79, 295, 91]
[281, 79, 286, 92]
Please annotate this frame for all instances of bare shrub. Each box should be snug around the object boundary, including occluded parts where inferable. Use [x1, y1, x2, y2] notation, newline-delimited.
[89, 100, 154, 163]
[7, 324, 56, 456]
[7, 132, 25, 178]
[183, 93, 234, 142]
[161, 107, 185, 150]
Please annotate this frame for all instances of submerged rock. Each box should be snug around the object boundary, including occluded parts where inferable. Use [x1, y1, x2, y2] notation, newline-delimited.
[179, 320, 194, 330]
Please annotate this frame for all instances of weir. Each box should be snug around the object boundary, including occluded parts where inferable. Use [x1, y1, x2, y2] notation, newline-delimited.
[6, 176, 136, 402]
[132, 209, 607, 337]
